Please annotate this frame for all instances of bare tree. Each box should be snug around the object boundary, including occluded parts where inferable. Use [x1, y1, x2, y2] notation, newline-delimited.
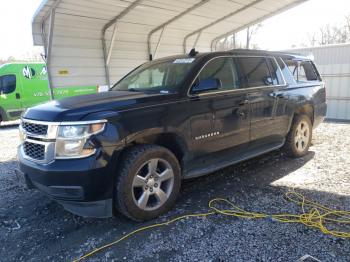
[0, 56, 16, 65]
[345, 15, 350, 38]
[308, 15, 350, 46]
[246, 23, 262, 49]
[216, 23, 262, 51]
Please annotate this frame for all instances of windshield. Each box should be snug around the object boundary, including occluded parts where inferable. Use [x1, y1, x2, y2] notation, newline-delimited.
[111, 58, 196, 93]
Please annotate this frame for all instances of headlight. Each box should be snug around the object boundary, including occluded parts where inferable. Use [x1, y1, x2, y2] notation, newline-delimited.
[19, 120, 26, 143]
[55, 122, 105, 159]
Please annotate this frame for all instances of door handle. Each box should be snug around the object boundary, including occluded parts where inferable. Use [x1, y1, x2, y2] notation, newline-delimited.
[238, 99, 249, 106]
[273, 93, 284, 99]
[16, 93, 21, 99]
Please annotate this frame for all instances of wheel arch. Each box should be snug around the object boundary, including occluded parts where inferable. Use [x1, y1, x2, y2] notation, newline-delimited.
[126, 132, 188, 165]
[294, 103, 314, 124]
[0, 106, 8, 122]
[288, 103, 314, 132]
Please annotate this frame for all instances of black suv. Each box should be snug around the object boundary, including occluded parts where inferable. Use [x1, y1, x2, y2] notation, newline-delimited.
[18, 49, 327, 221]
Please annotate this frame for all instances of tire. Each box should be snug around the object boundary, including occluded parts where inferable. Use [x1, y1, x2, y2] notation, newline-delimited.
[115, 144, 181, 221]
[284, 114, 313, 158]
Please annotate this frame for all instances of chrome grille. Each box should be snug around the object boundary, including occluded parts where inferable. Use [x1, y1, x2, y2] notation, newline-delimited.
[23, 141, 45, 161]
[22, 121, 48, 136]
[20, 119, 57, 164]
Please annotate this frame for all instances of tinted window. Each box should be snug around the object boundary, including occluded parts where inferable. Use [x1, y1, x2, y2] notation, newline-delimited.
[277, 58, 296, 85]
[266, 58, 281, 85]
[0, 75, 16, 94]
[194, 57, 240, 92]
[237, 57, 273, 87]
[301, 61, 318, 81]
[283, 59, 318, 82]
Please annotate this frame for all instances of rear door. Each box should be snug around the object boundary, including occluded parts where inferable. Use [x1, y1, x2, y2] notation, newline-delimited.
[0, 74, 22, 120]
[236, 56, 288, 146]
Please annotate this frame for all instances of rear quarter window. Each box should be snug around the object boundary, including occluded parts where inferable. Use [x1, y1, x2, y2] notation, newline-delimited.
[283, 59, 319, 83]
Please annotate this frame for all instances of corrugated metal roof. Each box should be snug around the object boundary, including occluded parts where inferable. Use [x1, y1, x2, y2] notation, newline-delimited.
[32, 0, 308, 88]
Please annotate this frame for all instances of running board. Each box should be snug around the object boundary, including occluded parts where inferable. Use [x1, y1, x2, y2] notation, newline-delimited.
[184, 140, 285, 179]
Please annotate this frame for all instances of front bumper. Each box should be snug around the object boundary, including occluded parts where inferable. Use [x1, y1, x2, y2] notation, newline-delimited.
[18, 147, 114, 218]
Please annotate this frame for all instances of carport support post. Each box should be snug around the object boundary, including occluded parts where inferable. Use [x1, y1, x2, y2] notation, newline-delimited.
[106, 23, 118, 66]
[192, 31, 202, 50]
[232, 34, 236, 49]
[147, 0, 211, 61]
[101, 36, 111, 89]
[46, 8, 56, 100]
[152, 26, 166, 60]
[101, 0, 144, 88]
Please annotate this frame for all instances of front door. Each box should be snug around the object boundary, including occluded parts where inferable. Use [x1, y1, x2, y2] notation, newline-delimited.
[0, 74, 22, 120]
[189, 56, 250, 154]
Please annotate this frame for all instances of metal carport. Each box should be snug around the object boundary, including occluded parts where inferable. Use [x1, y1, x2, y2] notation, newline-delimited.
[32, 0, 307, 94]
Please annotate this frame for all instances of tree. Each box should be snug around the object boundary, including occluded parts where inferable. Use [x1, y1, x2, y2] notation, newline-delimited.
[216, 23, 262, 51]
[246, 23, 262, 49]
[0, 47, 43, 66]
[0, 56, 16, 65]
[308, 15, 350, 46]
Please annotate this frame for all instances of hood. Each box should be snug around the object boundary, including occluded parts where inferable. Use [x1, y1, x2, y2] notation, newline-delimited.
[23, 91, 174, 122]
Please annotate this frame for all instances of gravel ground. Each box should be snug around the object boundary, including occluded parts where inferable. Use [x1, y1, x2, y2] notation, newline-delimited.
[0, 121, 349, 262]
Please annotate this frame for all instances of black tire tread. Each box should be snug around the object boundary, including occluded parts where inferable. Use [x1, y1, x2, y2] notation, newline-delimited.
[115, 144, 180, 221]
[284, 114, 312, 158]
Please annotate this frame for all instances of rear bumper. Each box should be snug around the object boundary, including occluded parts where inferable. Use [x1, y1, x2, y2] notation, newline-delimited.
[18, 147, 114, 218]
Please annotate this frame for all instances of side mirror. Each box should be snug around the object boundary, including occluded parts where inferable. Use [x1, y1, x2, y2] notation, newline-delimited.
[192, 78, 221, 93]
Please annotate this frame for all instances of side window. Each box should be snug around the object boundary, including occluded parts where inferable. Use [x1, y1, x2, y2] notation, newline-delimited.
[193, 57, 240, 93]
[283, 59, 318, 82]
[0, 75, 16, 94]
[266, 58, 281, 85]
[301, 61, 318, 81]
[236, 57, 274, 88]
[277, 58, 296, 86]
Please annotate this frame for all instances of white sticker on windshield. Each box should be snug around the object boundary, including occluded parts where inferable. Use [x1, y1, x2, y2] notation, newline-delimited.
[173, 58, 195, 64]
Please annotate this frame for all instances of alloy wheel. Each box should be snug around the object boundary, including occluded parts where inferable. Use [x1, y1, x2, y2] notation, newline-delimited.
[294, 120, 310, 153]
[131, 158, 174, 211]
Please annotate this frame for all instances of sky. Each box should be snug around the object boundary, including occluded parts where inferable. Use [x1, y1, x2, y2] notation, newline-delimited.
[0, 0, 43, 60]
[252, 0, 350, 50]
[0, 0, 349, 60]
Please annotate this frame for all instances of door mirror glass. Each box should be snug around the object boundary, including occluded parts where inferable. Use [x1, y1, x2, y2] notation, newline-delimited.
[192, 78, 221, 93]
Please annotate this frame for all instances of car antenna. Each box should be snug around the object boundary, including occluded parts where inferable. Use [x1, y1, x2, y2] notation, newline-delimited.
[188, 48, 198, 57]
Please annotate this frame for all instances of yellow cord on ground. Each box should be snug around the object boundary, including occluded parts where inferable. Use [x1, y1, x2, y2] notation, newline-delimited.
[73, 190, 350, 261]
